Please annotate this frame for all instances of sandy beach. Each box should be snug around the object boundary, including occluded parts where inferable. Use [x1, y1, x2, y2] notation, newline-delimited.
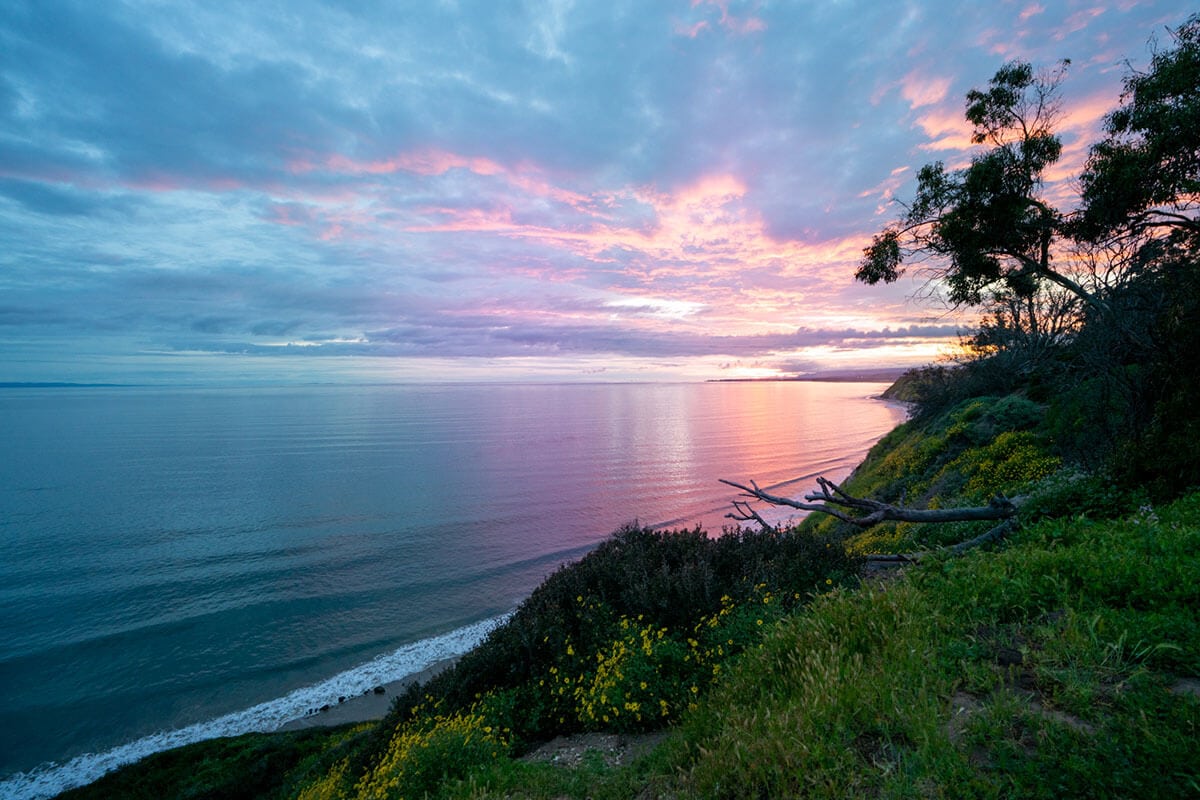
[276, 657, 459, 732]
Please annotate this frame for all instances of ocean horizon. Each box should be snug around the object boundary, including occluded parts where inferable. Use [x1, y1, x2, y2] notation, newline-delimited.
[0, 380, 905, 798]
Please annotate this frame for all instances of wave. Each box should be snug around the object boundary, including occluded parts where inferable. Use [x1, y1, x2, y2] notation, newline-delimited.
[0, 615, 509, 800]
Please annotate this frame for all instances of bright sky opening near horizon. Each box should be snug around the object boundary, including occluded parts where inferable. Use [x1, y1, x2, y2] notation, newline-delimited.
[0, 1, 1189, 384]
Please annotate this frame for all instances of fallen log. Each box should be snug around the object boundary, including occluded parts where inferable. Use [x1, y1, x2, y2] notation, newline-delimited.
[721, 476, 1019, 562]
[720, 476, 1017, 528]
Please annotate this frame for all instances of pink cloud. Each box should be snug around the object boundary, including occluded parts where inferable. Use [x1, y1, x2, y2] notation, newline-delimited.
[858, 165, 911, 215]
[318, 223, 345, 241]
[973, 26, 1024, 58]
[0, 160, 271, 198]
[262, 146, 939, 343]
[302, 147, 597, 214]
[264, 202, 315, 227]
[1019, 3, 1046, 23]
[404, 167, 876, 321]
[118, 169, 248, 193]
[672, 19, 710, 38]
[684, 0, 766, 36]
[368, 151, 504, 178]
[915, 107, 975, 152]
[260, 196, 385, 242]
[1055, 7, 1106, 41]
[900, 70, 953, 110]
[1042, 90, 1118, 203]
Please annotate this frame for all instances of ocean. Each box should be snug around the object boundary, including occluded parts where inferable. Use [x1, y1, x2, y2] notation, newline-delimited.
[0, 381, 905, 798]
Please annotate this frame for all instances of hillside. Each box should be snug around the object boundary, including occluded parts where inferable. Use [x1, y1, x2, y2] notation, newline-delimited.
[57, 386, 1200, 799]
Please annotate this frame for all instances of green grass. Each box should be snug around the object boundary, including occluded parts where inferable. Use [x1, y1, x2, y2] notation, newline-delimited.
[339, 492, 1195, 799]
[665, 492, 1200, 798]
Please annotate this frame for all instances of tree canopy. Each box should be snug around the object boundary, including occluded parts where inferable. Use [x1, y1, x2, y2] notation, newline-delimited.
[1077, 13, 1200, 240]
[855, 13, 1200, 495]
[856, 60, 1102, 309]
[860, 14, 1200, 320]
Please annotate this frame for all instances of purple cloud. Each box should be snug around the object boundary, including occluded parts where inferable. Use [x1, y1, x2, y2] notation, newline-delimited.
[0, 0, 1185, 382]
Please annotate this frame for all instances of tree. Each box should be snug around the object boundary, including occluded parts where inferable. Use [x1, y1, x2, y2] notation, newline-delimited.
[1076, 14, 1200, 241]
[729, 21, 1200, 549]
[721, 476, 1017, 529]
[961, 284, 1079, 379]
[1065, 15, 1200, 490]
[858, 60, 1104, 313]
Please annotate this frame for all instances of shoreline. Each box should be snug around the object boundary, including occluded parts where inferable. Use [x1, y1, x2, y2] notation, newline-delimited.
[275, 657, 460, 732]
[0, 624, 495, 800]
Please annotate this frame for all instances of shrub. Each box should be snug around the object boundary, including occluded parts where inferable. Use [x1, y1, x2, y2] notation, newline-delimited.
[385, 524, 858, 745]
[958, 431, 1061, 497]
[356, 706, 509, 800]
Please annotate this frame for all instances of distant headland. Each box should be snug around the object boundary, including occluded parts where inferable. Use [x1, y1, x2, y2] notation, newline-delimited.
[708, 367, 909, 384]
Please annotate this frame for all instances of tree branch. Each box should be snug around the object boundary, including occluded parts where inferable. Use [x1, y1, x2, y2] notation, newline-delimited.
[863, 518, 1017, 565]
[1129, 209, 1200, 233]
[726, 500, 778, 532]
[1001, 246, 1109, 315]
[721, 477, 1021, 571]
[719, 476, 1018, 528]
[947, 517, 1016, 554]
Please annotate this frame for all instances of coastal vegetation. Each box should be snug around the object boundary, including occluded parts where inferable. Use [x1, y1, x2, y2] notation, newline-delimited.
[58, 14, 1199, 800]
[59, 476, 1200, 798]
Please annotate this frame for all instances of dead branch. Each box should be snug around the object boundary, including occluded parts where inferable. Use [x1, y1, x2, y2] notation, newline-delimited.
[722, 475, 1020, 566]
[863, 518, 1017, 565]
[727, 499, 778, 532]
[947, 517, 1016, 554]
[719, 476, 1017, 528]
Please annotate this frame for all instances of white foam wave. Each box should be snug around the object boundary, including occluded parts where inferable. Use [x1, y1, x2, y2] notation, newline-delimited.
[0, 614, 509, 800]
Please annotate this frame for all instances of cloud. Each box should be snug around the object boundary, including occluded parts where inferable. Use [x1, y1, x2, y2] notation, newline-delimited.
[0, 178, 135, 217]
[0, 0, 1185, 382]
[900, 70, 954, 110]
[171, 320, 964, 362]
[915, 106, 977, 153]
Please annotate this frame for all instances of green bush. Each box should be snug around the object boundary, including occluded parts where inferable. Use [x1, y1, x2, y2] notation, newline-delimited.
[386, 523, 858, 746]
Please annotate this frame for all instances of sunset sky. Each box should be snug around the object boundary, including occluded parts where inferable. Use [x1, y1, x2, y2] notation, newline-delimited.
[0, 1, 1189, 384]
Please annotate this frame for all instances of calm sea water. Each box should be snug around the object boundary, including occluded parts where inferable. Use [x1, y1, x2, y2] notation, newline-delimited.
[0, 381, 904, 797]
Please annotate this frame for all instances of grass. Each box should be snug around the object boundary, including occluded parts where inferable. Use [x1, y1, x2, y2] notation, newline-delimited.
[669, 493, 1200, 798]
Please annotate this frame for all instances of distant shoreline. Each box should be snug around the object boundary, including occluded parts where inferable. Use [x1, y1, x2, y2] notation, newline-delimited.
[707, 368, 908, 384]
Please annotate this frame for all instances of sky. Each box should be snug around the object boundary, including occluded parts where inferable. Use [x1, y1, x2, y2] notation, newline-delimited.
[0, 1, 1190, 384]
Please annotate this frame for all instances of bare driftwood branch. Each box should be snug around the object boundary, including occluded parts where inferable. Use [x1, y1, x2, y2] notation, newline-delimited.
[726, 499, 778, 532]
[722, 475, 1020, 565]
[947, 517, 1016, 554]
[863, 518, 1017, 565]
[719, 476, 1017, 528]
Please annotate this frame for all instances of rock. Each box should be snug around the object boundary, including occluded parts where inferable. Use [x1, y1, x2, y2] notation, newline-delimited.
[373, 685, 386, 695]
